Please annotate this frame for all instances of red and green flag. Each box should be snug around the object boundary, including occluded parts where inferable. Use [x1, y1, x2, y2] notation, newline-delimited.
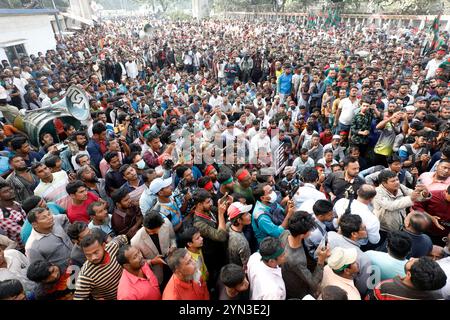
[430, 14, 441, 50]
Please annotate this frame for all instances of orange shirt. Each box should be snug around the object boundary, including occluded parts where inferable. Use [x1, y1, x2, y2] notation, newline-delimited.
[3, 124, 19, 136]
[162, 275, 210, 300]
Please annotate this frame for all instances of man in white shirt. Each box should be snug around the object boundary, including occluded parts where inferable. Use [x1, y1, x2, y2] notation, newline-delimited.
[437, 256, 450, 300]
[250, 127, 271, 160]
[334, 86, 360, 132]
[292, 149, 316, 177]
[317, 150, 339, 176]
[253, 93, 266, 109]
[324, 135, 346, 162]
[425, 48, 446, 80]
[293, 167, 326, 210]
[247, 237, 286, 300]
[125, 58, 138, 79]
[333, 184, 380, 246]
[221, 122, 243, 144]
[246, 119, 261, 141]
[209, 91, 223, 108]
[0, 247, 36, 292]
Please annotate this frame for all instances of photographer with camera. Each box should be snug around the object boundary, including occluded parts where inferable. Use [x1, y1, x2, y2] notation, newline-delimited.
[277, 166, 301, 201]
[172, 166, 199, 219]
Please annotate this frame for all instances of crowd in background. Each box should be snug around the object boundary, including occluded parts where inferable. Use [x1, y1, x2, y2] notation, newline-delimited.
[0, 17, 449, 300]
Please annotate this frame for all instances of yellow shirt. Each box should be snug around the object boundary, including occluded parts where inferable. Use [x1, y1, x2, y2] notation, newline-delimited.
[188, 249, 209, 283]
[275, 69, 283, 80]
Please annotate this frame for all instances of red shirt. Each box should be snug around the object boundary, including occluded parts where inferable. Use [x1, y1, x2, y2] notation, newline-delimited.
[162, 275, 210, 300]
[117, 263, 161, 300]
[67, 192, 99, 223]
[413, 190, 450, 237]
[320, 132, 333, 146]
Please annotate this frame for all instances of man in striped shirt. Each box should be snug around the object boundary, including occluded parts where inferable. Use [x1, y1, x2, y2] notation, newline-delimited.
[73, 232, 128, 300]
[32, 163, 71, 210]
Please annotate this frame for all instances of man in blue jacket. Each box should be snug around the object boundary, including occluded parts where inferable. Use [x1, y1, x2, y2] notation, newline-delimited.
[87, 122, 107, 172]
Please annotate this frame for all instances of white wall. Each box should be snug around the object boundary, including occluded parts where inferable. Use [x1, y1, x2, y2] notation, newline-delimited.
[0, 14, 57, 61]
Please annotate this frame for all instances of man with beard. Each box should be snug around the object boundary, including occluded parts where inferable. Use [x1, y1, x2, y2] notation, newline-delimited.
[193, 190, 229, 297]
[111, 188, 143, 239]
[74, 232, 128, 300]
[324, 156, 365, 203]
[6, 155, 40, 204]
[116, 244, 162, 300]
[214, 171, 235, 206]
[70, 131, 90, 171]
[77, 165, 114, 214]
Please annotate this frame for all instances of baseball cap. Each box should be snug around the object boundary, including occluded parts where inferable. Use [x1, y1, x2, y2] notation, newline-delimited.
[149, 177, 172, 195]
[227, 202, 253, 220]
[327, 247, 358, 271]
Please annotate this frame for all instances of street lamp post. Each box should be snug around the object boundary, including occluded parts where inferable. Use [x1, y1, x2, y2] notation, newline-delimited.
[50, 0, 65, 41]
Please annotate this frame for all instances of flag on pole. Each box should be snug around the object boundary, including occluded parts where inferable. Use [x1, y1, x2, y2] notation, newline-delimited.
[430, 14, 441, 50]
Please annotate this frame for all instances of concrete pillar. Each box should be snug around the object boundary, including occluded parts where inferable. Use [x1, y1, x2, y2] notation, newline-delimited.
[419, 18, 425, 30]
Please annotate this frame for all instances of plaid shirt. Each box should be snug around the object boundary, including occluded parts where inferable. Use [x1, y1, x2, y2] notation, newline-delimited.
[0, 202, 26, 245]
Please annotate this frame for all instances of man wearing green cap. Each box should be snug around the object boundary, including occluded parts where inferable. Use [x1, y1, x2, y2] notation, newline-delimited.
[247, 237, 287, 300]
[321, 247, 361, 300]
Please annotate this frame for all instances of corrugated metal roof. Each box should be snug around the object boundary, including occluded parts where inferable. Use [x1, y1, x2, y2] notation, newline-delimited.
[0, 8, 59, 16]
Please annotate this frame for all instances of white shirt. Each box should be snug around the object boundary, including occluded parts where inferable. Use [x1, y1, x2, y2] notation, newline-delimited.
[317, 158, 338, 176]
[0, 249, 36, 292]
[333, 198, 381, 245]
[221, 128, 243, 142]
[293, 183, 326, 210]
[338, 97, 360, 126]
[253, 98, 266, 108]
[247, 252, 286, 300]
[13, 77, 28, 96]
[217, 62, 226, 78]
[437, 257, 450, 300]
[246, 127, 259, 141]
[125, 61, 138, 79]
[209, 95, 223, 108]
[250, 133, 271, 158]
[425, 58, 444, 80]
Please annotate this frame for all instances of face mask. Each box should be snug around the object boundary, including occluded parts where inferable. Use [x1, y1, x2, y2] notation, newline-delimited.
[269, 191, 277, 204]
[136, 159, 146, 170]
[357, 237, 369, 246]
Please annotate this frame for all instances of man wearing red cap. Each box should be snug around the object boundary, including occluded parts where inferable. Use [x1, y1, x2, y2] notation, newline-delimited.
[233, 169, 255, 205]
[204, 165, 219, 192]
[227, 202, 253, 269]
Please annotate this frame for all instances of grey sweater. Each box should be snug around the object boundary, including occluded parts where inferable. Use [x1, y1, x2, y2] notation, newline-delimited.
[280, 231, 323, 299]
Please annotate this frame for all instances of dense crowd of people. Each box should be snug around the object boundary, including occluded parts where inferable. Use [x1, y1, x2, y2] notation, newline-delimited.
[0, 16, 449, 300]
